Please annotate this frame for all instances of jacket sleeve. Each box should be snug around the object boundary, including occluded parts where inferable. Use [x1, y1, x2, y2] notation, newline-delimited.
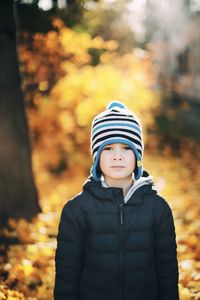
[154, 198, 179, 300]
[54, 200, 86, 300]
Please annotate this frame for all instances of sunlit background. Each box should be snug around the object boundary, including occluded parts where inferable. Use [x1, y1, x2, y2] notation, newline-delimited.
[0, 0, 200, 299]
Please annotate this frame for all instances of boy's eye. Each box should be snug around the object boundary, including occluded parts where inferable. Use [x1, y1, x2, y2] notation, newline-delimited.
[103, 146, 112, 151]
[124, 146, 132, 150]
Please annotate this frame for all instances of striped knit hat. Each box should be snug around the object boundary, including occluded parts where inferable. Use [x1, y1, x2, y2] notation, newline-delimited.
[90, 101, 144, 181]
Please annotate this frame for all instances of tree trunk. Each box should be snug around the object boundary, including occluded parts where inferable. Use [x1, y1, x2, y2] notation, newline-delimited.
[0, 0, 41, 224]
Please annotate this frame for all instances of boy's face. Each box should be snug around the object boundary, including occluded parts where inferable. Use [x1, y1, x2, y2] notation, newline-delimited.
[99, 143, 136, 182]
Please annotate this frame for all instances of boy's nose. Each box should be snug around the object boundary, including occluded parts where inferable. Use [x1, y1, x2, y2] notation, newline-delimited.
[113, 150, 123, 160]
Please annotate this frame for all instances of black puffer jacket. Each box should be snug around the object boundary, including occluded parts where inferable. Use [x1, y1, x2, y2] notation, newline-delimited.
[54, 173, 179, 300]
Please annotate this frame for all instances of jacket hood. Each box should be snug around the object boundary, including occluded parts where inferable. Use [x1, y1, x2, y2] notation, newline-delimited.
[83, 170, 157, 205]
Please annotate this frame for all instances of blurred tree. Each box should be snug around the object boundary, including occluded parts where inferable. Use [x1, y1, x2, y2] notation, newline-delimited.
[0, 0, 41, 223]
[84, 2, 136, 53]
[145, 0, 200, 144]
[16, 0, 137, 54]
[16, 0, 100, 32]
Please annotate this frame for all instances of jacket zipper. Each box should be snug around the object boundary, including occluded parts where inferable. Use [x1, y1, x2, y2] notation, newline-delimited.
[120, 203, 123, 225]
[119, 203, 124, 300]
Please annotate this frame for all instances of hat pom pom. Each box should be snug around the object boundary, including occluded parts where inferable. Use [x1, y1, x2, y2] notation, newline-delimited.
[107, 101, 126, 110]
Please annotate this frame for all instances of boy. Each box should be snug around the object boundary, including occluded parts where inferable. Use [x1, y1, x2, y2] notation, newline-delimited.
[54, 101, 179, 300]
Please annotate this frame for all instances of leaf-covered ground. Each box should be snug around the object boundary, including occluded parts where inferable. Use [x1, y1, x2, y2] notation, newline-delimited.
[0, 148, 199, 300]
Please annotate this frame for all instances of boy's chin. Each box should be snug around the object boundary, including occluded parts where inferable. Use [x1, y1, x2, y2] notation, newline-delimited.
[104, 174, 133, 180]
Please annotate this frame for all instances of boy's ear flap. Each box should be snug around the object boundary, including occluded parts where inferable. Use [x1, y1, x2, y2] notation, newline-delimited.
[96, 162, 102, 179]
[133, 164, 138, 179]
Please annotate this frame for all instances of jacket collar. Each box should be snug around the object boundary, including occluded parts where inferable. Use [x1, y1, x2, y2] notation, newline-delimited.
[83, 171, 157, 205]
[101, 173, 154, 203]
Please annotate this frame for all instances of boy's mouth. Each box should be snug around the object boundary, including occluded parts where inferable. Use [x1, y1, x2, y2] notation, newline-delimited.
[111, 166, 125, 168]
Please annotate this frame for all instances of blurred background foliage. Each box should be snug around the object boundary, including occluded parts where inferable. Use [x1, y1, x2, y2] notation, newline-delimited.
[20, 17, 157, 181]
[16, 0, 200, 183]
[0, 0, 200, 299]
